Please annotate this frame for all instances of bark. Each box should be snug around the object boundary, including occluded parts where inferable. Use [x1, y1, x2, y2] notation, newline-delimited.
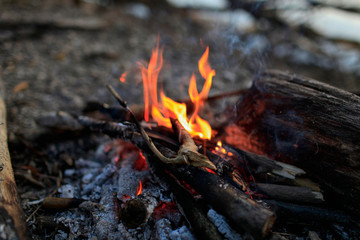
[224, 70, 360, 216]
[0, 84, 28, 240]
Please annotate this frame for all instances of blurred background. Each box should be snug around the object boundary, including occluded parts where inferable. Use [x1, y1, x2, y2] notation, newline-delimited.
[1, 0, 360, 137]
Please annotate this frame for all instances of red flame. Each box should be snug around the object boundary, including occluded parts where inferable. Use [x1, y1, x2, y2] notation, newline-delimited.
[119, 72, 127, 83]
[140, 39, 214, 140]
[136, 180, 143, 196]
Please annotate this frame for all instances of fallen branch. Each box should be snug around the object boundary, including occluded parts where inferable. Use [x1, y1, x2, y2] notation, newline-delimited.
[0, 82, 28, 239]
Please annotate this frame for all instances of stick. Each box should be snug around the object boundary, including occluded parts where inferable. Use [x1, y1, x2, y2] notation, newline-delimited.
[0, 81, 28, 239]
[42, 197, 85, 210]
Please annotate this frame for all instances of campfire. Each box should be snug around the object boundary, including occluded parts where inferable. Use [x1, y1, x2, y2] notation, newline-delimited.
[2, 39, 360, 240]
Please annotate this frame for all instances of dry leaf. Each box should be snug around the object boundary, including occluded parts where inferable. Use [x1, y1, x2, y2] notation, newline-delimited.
[13, 81, 29, 93]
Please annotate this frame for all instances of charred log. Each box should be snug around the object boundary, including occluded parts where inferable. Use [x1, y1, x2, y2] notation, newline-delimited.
[225, 70, 360, 216]
[119, 192, 158, 229]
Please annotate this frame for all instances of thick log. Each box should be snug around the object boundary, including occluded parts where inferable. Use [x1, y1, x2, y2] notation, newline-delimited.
[224, 70, 360, 216]
[0, 83, 28, 239]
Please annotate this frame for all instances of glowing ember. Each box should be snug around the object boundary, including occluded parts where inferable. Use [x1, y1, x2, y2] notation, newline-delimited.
[140, 39, 214, 140]
[136, 180, 143, 196]
[215, 141, 233, 157]
[119, 72, 127, 83]
[133, 152, 148, 171]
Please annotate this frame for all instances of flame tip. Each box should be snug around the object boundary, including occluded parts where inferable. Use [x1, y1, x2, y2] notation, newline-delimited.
[142, 38, 214, 140]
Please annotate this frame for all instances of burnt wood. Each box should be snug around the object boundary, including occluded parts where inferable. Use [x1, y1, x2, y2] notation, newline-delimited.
[224, 70, 360, 216]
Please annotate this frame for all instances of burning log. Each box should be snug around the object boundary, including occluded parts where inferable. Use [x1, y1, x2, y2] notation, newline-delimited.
[0, 82, 28, 239]
[225, 70, 360, 216]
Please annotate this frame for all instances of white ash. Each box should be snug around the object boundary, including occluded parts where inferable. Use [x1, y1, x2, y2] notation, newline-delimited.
[92, 186, 119, 240]
[155, 218, 173, 240]
[54, 230, 68, 240]
[58, 184, 76, 198]
[64, 169, 76, 177]
[76, 158, 102, 169]
[117, 167, 149, 198]
[169, 226, 195, 240]
[207, 209, 243, 240]
[155, 218, 195, 240]
[51, 139, 195, 240]
[82, 163, 118, 195]
[117, 223, 136, 240]
[55, 209, 93, 239]
[81, 172, 94, 184]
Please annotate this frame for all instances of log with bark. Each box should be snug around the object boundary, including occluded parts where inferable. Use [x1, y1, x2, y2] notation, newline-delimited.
[224, 70, 360, 216]
[0, 79, 28, 240]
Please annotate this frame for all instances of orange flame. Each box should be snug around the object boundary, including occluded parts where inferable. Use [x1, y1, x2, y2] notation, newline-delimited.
[136, 180, 143, 196]
[140, 40, 214, 140]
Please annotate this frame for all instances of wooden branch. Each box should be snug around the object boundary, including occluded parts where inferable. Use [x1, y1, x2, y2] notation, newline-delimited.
[0, 85, 28, 239]
[224, 70, 360, 216]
